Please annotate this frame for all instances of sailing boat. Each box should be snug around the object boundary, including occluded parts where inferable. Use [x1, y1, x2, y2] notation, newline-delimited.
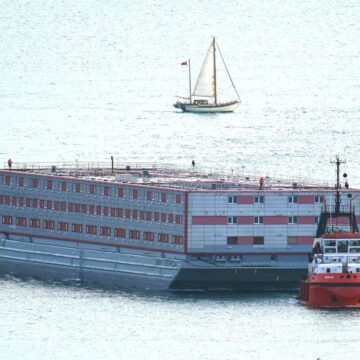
[174, 37, 240, 113]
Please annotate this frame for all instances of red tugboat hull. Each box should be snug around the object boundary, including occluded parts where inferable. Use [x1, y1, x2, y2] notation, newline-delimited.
[298, 274, 360, 308]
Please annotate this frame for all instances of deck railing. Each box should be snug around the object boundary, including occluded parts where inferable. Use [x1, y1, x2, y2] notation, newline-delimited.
[3, 160, 332, 189]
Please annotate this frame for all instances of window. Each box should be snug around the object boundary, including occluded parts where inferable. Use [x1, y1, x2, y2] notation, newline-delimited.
[16, 217, 26, 226]
[147, 191, 153, 201]
[89, 205, 95, 214]
[2, 216, 13, 225]
[227, 236, 238, 245]
[168, 214, 174, 223]
[288, 216, 298, 224]
[5, 196, 10, 205]
[25, 198, 30, 207]
[58, 222, 68, 231]
[61, 181, 67, 191]
[288, 196, 298, 203]
[54, 201, 59, 210]
[117, 188, 123, 197]
[114, 228, 126, 238]
[18, 177, 24, 187]
[175, 194, 182, 204]
[46, 200, 52, 210]
[111, 208, 116, 217]
[228, 196, 237, 204]
[175, 215, 182, 224]
[82, 205, 87, 214]
[40, 200, 44, 208]
[255, 196, 264, 204]
[72, 223, 82, 233]
[132, 189, 138, 199]
[314, 216, 319, 224]
[44, 220, 55, 230]
[315, 195, 323, 203]
[161, 213, 167, 222]
[31, 179, 38, 188]
[172, 235, 184, 244]
[5, 176, 11, 185]
[154, 212, 159, 221]
[103, 207, 108, 216]
[144, 232, 154, 241]
[146, 211, 152, 221]
[30, 218, 40, 228]
[161, 193, 167, 202]
[132, 210, 138, 219]
[287, 236, 298, 245]
[129, 230, 140, 239]
[47, 180, 52, 190]
[19, 197, 24, 206]
[103, 187, 109, 196]
[158, 233, 169, 243]
[140, 211, 145, 220]
[254, 216, 264, 224]
[12, 196, 17, 206]
[116, 208, 123, 217]
[228, 216, 237, 224]
[253, 236, 264, 245]
[61, 202, 66, 211]
[125, 209, 131, 218]
[100, 226, 111, 236]
[74, 203, 80, 213]
[96, 206, 101, 215]
[32, 199, 38, 208]
[89, 185, 95, 194]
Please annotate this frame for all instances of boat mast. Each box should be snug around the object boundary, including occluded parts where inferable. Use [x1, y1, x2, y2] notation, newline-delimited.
[188, 59, 192, 104]
[331, 155, 346, 215]
[213, 37, 217, 105]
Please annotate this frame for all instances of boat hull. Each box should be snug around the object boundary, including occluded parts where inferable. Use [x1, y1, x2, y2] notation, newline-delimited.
[298, 274, 360, 307]
[170, 267, 306, 291]
[174, 101, 239, 113]
[0, 237, 307, 291]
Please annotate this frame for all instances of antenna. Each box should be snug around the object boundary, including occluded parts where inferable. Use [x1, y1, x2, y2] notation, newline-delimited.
[330, 155, 346, 214]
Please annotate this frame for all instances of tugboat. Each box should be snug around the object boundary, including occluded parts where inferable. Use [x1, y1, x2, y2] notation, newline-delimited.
[298, 157, 360, 308]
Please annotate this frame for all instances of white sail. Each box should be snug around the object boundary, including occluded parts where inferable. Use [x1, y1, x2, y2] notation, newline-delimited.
[192, 42, 215, 98]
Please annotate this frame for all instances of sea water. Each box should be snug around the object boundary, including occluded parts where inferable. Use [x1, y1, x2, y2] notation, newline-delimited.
[1, 0, 360, 359]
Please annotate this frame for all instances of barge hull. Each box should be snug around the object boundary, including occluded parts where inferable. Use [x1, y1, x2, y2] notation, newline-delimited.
[0, 238, 306, 291]
[169, 267, 306, 291]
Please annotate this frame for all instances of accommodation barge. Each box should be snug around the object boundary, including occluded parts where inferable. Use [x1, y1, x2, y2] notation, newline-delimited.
[1, 161, 359, 291]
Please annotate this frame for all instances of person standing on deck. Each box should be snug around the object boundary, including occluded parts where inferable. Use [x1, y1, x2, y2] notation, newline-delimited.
[7, 158, 12, 169]
[259, 176, 264, 190]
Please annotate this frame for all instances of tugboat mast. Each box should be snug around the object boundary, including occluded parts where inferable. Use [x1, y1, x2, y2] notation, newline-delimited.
[330, 156, 346, 215]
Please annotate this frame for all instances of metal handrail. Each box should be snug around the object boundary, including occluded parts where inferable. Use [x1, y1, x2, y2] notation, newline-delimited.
[2, 160, 336, 189]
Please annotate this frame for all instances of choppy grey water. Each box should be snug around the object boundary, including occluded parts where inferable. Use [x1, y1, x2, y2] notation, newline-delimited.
[1, 0, 360, 359]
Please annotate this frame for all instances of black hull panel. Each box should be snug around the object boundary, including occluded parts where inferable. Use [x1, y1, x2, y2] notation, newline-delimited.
[169, 267, 307, 291]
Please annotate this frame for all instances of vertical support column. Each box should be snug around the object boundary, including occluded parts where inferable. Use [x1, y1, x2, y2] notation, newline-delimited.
[184, 191, 189, 254]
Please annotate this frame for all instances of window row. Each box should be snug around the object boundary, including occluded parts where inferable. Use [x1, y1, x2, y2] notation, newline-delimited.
[1, 216, 184, 244]
[228, 195, 323, 205]
[228, 195, 264, 204]
[2, 176, 183, 204]
[227, 216, 318, 225]
[0, 196, 183, 224]
[227, 236, 265, 245]
[227, 236, 313, 246]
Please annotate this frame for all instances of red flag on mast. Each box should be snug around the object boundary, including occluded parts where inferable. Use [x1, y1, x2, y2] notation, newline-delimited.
[180, 61, 188, 66]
